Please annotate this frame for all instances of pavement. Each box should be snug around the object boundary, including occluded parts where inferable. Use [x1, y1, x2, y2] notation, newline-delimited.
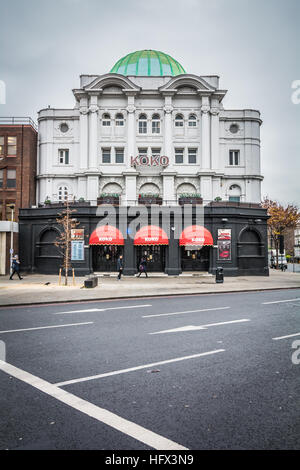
[0, 269, 299, 307]
[0, 289, 300, 449]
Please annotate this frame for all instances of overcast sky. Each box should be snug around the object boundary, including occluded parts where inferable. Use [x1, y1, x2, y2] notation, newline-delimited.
[1, 0, 299, 205]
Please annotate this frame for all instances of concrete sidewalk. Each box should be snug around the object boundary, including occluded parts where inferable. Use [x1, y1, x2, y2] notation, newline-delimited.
[0, 269, 299, 307]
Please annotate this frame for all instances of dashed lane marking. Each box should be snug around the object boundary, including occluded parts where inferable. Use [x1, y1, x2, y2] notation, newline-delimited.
[142, 306, 230, 318]
[54, 349, 225, 387]
[54, 304, 152, 314]
[0, 322, 94, 334]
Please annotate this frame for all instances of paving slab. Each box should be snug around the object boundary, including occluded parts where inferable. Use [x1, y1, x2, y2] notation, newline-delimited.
[0, 270, 299, 307]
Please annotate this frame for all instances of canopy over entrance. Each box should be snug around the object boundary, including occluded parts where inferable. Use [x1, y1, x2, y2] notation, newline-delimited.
[89, 225, 124, 245]
[179, 225, 213, 247]
[134, 225, 169, 245]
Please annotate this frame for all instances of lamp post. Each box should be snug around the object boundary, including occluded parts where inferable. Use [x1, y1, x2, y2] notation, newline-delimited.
[8, 204, 15, 275]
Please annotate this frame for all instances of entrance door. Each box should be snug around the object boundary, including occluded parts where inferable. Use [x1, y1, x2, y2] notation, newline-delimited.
[136, 246, 166, 272]
[181, 246, 210, 271]
[92, 245, 123, 272]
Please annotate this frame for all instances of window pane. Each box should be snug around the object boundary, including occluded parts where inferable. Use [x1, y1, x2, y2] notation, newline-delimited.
[7, 136, 17, 155]
[115, 148, 124, 163]
[152, 121, 160, 134]
[188, 149, 197, 164]
[175, 149, 184, 164]
[0, 137, 4, 155]
[102, 149, 111, 163]
[151, 148, 161, 156]
[138, 148, 147, 155]
[139, 121, 147, 134]
[0, 169, 3, 188]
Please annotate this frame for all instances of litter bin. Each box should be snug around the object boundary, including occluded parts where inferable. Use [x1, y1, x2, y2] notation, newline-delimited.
[84, 276, 98, 288]
[215, 267, 224, 283]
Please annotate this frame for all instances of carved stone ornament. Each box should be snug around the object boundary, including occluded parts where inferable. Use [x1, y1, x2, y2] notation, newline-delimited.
[163, 105, 174, 114]
[210, 107, 220, 116]
[79, 106, 89, 115]
[89, 105, 99, 113]
[201, 106, 210, 114]
[126, 105, 136, 113]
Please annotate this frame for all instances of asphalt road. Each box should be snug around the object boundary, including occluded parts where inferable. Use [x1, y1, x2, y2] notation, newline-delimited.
[0, 288, 300, 450]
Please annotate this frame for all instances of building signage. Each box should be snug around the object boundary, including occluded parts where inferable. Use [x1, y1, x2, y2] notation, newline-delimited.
[71, 229, 84, 240]
[217, 229, 231, 260]
[71, 240, 84, 260]
[131, 155, 169, 167]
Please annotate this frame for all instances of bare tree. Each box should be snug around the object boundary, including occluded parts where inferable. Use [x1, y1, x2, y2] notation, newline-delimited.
[55, 200, 80, 286]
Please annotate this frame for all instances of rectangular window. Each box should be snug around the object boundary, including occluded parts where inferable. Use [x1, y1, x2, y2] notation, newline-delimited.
[188, 148, 197, 164]
[0, 170, 3, 188]
[229, 196, 240, 202]
[175, 148, 184, 164]
[7, 169, 16, 188]
[229, 150, 240, 166]
[139, 121, 147, 134]
[58, 149, 69, 165]
[138, 148, 147, 156]
[152, 120, 160, 134]
[115, 148, 124, 164]
[151, 148, 161, 156]
[0, 137, 4, 156]
[102, 148, 111, 163]
[7, 136, 17, 156]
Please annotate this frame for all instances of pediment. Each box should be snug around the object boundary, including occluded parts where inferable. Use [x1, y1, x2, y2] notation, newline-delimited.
[159, 74, 216, 93]
[85, 73, 140, 92]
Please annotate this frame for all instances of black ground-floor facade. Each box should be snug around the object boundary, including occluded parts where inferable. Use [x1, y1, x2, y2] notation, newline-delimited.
[18, 202, 269, 277]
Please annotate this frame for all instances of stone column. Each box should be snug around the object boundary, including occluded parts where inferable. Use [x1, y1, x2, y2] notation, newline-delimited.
[88, 94, 99, 170]
[162, 94, 176, 204]
[201, 95, 211, 170]
[79, 96, 89, 170]
[210, 100, 220, 171]
[126, 93, 136, 168]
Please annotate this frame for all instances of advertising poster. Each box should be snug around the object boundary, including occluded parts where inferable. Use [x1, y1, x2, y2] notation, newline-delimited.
[71, 240, 84, 261]
[217, 229, 231, 260]
[71, 229, 84, 240]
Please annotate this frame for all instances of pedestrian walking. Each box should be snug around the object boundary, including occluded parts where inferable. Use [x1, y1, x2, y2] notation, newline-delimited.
[117, 254, 123, 280]
[137, 256, 148, 278]
[9, 255, 23, 280]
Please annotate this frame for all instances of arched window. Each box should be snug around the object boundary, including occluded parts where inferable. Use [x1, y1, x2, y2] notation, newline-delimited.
[138, 114, 147, 134]
[228, 184, 241, 202]
[152, 114, 160, 134]
[175, 114, 184, 127]
[58, 186, 69, 202]
[102, 113, 111, 126]
[188, 114, 197, 127]
[115, 113, 124, 126]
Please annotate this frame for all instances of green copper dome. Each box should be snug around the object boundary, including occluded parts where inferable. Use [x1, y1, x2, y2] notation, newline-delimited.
[110, 50, 186, 77]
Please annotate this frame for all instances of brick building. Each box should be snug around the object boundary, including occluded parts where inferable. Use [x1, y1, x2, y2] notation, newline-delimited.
[0, 118, 37, 274]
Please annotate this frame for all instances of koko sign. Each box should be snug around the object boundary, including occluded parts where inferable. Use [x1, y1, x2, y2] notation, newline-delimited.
[131, 155, 169, 167]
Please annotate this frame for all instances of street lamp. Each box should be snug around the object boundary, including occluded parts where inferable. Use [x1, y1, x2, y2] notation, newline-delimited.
[7, 204, 15, 275]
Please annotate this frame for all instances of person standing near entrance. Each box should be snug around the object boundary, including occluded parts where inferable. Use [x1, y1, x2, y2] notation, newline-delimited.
[117, 255, 123, 280]
[137, 256, 148, 278]
[9, 255, 23, 280]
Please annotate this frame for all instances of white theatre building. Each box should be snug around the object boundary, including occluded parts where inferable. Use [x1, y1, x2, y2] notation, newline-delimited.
[37, 49, 263, 206]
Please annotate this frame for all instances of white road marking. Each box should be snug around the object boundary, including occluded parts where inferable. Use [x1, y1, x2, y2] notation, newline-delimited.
[143, 306, 230, 318]
[0, 322, 94, 334]
[150, 319, 250, 335]
[273, 332, 300, 341]
[0, 359, 187, 450]
[262, 298, 300, 305]
[54, 304, 152, 314]
[54, 349, 225, 387]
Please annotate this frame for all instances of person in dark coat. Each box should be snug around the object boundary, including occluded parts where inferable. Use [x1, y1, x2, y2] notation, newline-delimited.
[117, 255, 123, 280]
[9, 255, 23, 280]
[137, 256, 148, 278]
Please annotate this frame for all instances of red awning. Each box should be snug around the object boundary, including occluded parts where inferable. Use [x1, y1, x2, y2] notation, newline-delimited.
[134, 225, 169, 246]
[179, 225, 213, 246]
[89, 225, 124, 245]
